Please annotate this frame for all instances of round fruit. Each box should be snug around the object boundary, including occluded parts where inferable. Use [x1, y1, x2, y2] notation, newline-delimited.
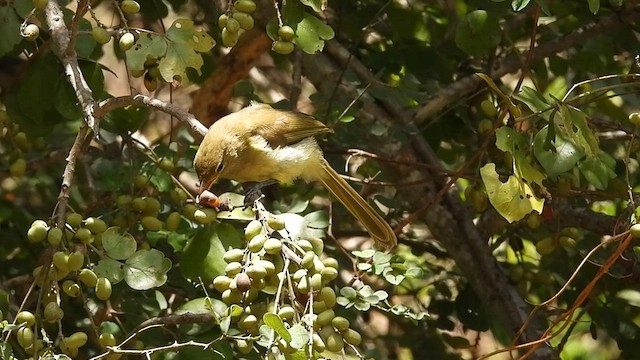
[131, 197, 147, 212]
[92, 26, 111, 44]
[225, 17, 241, 33]
[301, 251, 315, 270]
[23, 24, 39, 41]
[248, 234, 268, 252]
[310, 273, 323, 290]
[267, 215, 286, 230]
[121, 0, 141, 14]
[320, 267, 338, 283]
[17, 327, 34, 349]
[159, 158, 175, 172]
[222, 28, 238, 47]
[224, 248, 245, 263]
[66, 213, 83, 228]
[235, 273, 252, 292]
[67, 251, 84, 271]
[213, 275, 232, 292]
[16, 311, 36, 327]
[331, 316, 349, 332]
[278, 306, 295, 321]
[75, 228, 93, 243]
[236, 339, 252, 354]
[218, 14, 228, 28]
[52, 251, 69, 273]
[193, 208, 218, 224]
[316, 309, 335, 327]
[9, 158, 26, 177]
[225, 262, 243, 276]
[119, 32, 135, 51]
[536, 237, 557, 256]
[239, 314, 258, 330]
[629, 112, 640, 125]
[232, 11, 254, 30]
[116, 195, 132, 209]
[133, 175, 148, 189]
[272, 40, 294, 55]
[477, 118, 493, 135]
[278, 26, 295, 41]
[79, 269, 98, 287]
[84, 217, 108, 234]
[264, 238, 282, 254]
[631, 224, 640, 238]
[44, 301, 64, 322]
[313, 333, 326, 352]
[342, 328, 362, 345]
[144, 197, 161, 215]
[66, 331, 88, 348]
[325, 332, 344, 352]
[141, 216, 163, 231]
[100, 332, 116, 347]
[234, 0, 256, 13]
[182, 204, 197, 219]
[95, 277, 112, 300]
[526, 213, 542, 229]
[28, 223, 48, 242]
[322, 257, 339, 269]
[558, 236, 576, 248]
[480, 99, 498, 117]
[165, 212, 181, 231]
[256, 259, 275, 276]
[246, 264, 267, 280]
[320, 287, 337, 308]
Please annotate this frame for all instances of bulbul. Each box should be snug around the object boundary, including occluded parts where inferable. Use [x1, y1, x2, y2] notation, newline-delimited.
[193, 102, 397, 250]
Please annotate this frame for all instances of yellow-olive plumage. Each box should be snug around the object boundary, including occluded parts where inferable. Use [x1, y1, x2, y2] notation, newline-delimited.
[193, 103, 396, 250]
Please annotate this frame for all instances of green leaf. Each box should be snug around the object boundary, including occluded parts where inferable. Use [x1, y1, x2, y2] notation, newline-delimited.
[216, 207, 257, 221]
[495, 127, 546, 187]
[340, 286, 357, 299]
[455, 11, 501, 56]
[181, 223, 244, 282]
[578, 152, 616, 190]
[514, 86, 552, 120]
[102, 227, 137, 260]
[558, 104, 600, 157]
[588, 0, 600, 13]
[124, 249, 172, 290]
[372, 251, 392, 264]
[511, 0, 531, 11]
[304, 210, 329, 228]
[352, 249, 375, 258]
[300, 0, 325, 12]
[533, 125, 584, 178]
[263, 313, 291, 342]
[480, 163, 544, 223]
[127, 19, 215, 84]
[288, 323, 309, 349]
[293, 13, 335, 54]
[94, 258, 125, 284]
[0, 6, 23, 56]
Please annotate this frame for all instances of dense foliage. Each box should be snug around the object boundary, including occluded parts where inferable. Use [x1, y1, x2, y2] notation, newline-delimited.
[1, 0, 640, 359]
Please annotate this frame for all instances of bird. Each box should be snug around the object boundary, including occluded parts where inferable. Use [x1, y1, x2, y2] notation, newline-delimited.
[193, 102, 396, 250]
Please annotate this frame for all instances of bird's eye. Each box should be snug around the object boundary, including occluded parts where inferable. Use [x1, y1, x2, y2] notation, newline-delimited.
[216, 163, 224, 173]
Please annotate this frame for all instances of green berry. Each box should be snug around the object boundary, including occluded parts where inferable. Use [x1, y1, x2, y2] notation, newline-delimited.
[28, 222, 48, 242]
[234, 0, 256, 13]
[232, 11, 254, 30]
[92, 26, 111, 44]
[121, 0, 141, 14]
[16, 311, 36, 327]
[222, 27, 239, 47]
[224, 248, 245, 263]
[9, 158, 26, 177]
[79, 269, 98, 287]
[278, 26, 295, 41]
[23, 24, 39, 41]
[119, 32, 135, 51]
[67, 251, 84, 271]
[272, 40, 294, 55]
[66, 213, 83, 228]
[141, 216, 163, 231]
[95, 277, 112, 300]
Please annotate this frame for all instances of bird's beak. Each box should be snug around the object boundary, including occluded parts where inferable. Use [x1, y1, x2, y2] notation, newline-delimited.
[198, 175, 219, 194]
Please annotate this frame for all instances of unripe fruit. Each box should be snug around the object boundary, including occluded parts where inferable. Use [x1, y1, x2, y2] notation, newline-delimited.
[232, 11, 254, 30]
[322, 257, 339, 269]
[278, 306, 295, 320]
[239, 314, 258, 330]
[33, 0, 48, 10]
[225, 262, 243, 276]
[183, 204, 197, 219]
[92, 27, 111, 44]
[236, 339, 252, 354]
[75, 228, 93, 243]
[131, 197, 147, 212]
[96, 277, 112, 300]
[631, 224, 640, 238]
[222, 28, 238, 47]
[296, 275, 309, 293]
[159, 158, 175, 172]
[221, 289, 242, 305]
[234, 0, 256, 13]
[320, 267, 338, 283]
[66, 332, 88, 348]
[316, 309, 335, 327]
[278, 26, 295, 41]
[248, 234, 267, 252]
[14, 132, 29, 150]
[272, 40, 294, 55]
[536, 237, 556, 256]
[193, 208, 218, 224]
[320, 287, 336, 308]
[312, 333, 326, 352]
[526, 213, 542, 229]
[310, 273, 323, 290]
[52, 251, 69, 273]
[267, 215, 285, 230]
[331, 316, 349, 332]
[16, 311, 36, 327]
[79, 269, 98, 287]
[246, 264, 267, 280]
[63, 280, 81, 297]
[68, 251, 84, 271]
[477, 118, 493, 135]
[297, 239, 313, 252]
[28, 223, 48, 242]
[23, 24, 39, 41]
[84, 217, 107, 234]
[121, 0, 141, 14]
[235, 273, 252, 292]
[225, 17, 241, 33]
[326, 332, 344, 352]
[244, 220, 262, 239]
[480, 99, 498, 117]
[116, 195, 132, 209]
[9, 158, 26, 177]
[119, 32, 135, 51]
[224, 248, 245, 263]
[44, 301, 64, 323]
[264, 238, 282, 254]
[218, 14, 228, 28]
[66, 213, 83, 228]
[144, 197, 161, 215]
[561, 227, 580, 239]
[17, 327, 34, 349]
[165, 212, 181, 231]
[342, 328, 362, 345]
[141, 216, 163, 231]
[558, 236, 576, 248]
[629, 112, 640, 125]
[256, 259, 275, 277]
[213, 275, 232, 292]
[302, 251, 315, 269]
[133, 175, 148, 189]
[99, 333, 116, 348]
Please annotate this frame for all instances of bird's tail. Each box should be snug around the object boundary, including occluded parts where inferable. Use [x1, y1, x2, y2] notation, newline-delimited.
[317, 161, 397, 250]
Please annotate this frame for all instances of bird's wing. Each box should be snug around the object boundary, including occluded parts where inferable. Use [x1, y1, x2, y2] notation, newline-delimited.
[254, 110, 333, 148]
